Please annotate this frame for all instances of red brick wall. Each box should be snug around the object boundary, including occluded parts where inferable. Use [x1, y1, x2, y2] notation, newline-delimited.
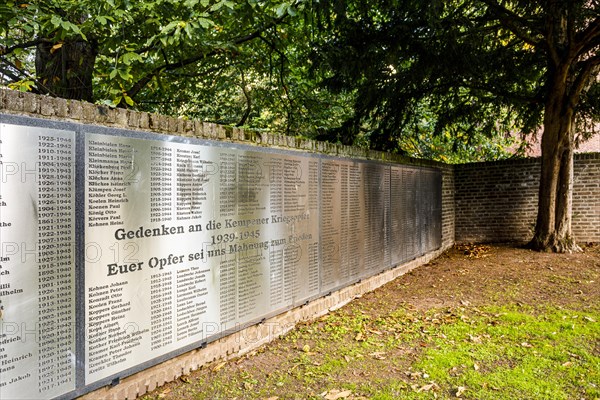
[455, 154, 600, 243]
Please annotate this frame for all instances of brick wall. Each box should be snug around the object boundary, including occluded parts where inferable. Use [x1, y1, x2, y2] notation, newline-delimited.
[441, 165, 456, 249]
[572, 154, 600, 242]
[455, 154, 600, 243]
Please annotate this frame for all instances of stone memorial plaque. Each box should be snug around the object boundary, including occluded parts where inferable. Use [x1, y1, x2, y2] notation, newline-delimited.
[320, 159, 368, 292]
[402, 168, 420, 261]
[361, 163, 391, 276]
[84, 132, 320, 383]
[419, 169, 442, 253]
[433, 171, 442, 250]
[0, 124, 76, 399]
[339, 161, 365, 284]
[319, 160, 342, 291]
[390, 166, 403, 266]
[0, 115, 443, 397]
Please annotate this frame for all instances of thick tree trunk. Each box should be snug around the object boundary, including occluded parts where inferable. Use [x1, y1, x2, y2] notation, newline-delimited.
[35, 39, 97, 102]
[528, 89, 581, 253]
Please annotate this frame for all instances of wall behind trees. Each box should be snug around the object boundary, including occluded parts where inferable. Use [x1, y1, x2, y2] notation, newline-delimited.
[0, 89, 460, 252]
[454, 154, 600, 243]
[1, 88, 597, 247]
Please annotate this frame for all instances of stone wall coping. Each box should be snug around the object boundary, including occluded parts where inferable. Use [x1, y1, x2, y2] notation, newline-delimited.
[0, 89, 451, 169]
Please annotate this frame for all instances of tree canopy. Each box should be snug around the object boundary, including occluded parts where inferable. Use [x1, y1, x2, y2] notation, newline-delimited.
[1, 0, 599, 251]
[313, 0, 599, 251]
[313, 0, 598, 150]
[0, 0, 353, 135]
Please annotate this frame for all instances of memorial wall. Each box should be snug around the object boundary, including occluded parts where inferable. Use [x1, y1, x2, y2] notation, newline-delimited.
[0, 114, 442, 399]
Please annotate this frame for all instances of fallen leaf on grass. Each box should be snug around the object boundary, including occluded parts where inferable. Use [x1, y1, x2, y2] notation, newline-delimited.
[584, 316, 596, 322]
[521, 342, 534, 348]
[468, 334, 482, 344]
[416, 383, 439, 393]
[562, 361, 573, 367]
[473, 363, 480, 371]
[158, 388, 171, 398]
[344, 355, 351, 362]
[354, 332, 364, 341]
[455, 386, 467, 397]
[180, 375, 191, 383]
[212, 361, 227, 372]
[323, 389, 352, 399]
[369, 351, 387, 360]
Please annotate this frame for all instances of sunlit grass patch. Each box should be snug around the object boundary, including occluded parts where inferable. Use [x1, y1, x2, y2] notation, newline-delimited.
[407, 306, 600, 399]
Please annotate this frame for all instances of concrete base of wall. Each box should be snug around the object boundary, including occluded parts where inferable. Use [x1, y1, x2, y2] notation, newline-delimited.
[80, 244, 451, 400]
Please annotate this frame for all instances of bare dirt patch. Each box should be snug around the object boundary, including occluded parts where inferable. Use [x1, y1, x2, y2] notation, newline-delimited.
[142, 244, 600, 400]
[386, 243, 600, 312]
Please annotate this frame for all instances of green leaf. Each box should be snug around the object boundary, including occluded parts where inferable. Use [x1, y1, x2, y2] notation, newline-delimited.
[123, 94, 134, 106]
[197, 17, 213, 29]
[117, 69, 132, 81]
[210, 0, 233, 11]
[7, 79, 35, 92]
[161, 21, 179, 34]
[275, 3, 289, 18]
[50, 15, 62, 28]
[121, 52, 143, 65]
[184, 23, 194, 39]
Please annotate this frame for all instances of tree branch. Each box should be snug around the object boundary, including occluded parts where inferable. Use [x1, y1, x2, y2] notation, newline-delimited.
[126, 14, 289, 100]
[479, 0, 543, 48]
[0, 39, 51, 56]
[460, 80, 541, 104]
[169, 62, 237, 79]
[237, 69, 252, 126]
[0, 55, 59, 97]
[544, 14, 561, 66]
[569, 54, 600, 108]
[0, 65, 24, 83]
[574, 16, 600, 56]
[576, 17, 600, 47]
[577, 34, 600, 57]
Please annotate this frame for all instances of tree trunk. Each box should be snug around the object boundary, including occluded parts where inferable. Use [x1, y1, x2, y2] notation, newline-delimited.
[35, 39, 98, 102]
[528, 87, 581, 253]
